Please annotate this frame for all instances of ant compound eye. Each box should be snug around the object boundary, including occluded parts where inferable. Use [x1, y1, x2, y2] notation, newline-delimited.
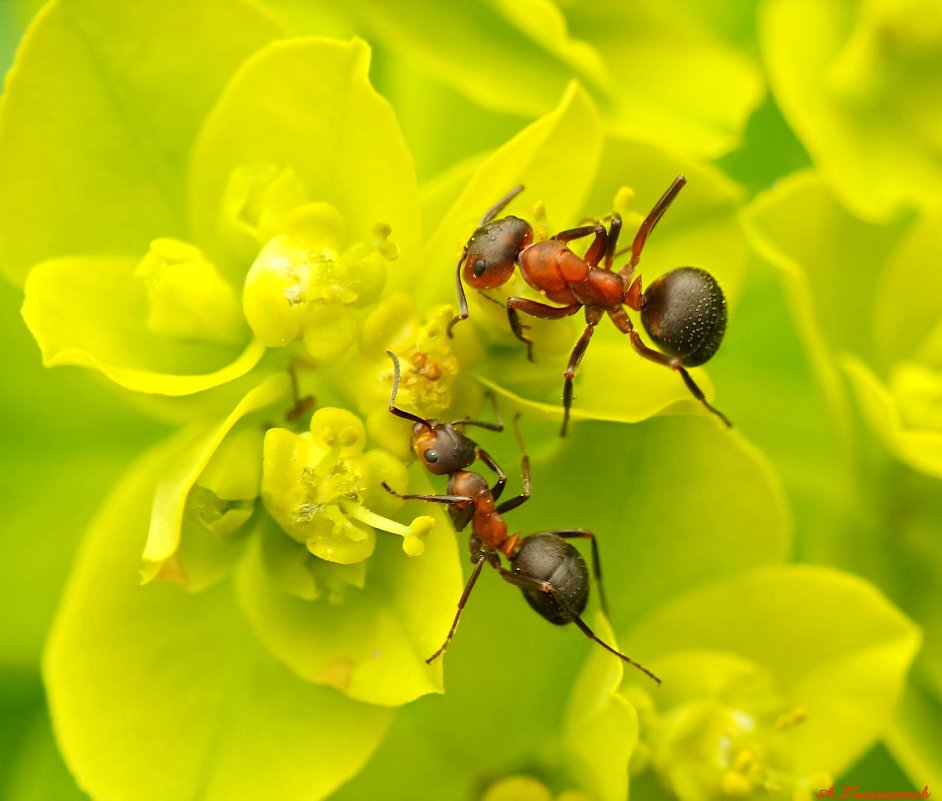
[423, 449, 439, 464]
[472, 258, 487, 277]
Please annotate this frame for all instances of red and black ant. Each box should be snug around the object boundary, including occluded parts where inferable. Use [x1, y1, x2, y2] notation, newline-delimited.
[448, 176, 730, 436]
[383, 351, 660, 683]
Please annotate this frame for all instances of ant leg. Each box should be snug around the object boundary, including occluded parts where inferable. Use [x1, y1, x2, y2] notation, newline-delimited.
[495, 415, 531, 515]
[453, 396, 506, 496]
[380, 482, 473, 506]
[507, 298, 582, 361]
[567, 614, 661, 684]
[426, 552, 489, 663]
[452, 390, 504, 433]
[607, 309, 732, 427]
[561, 308, 604, 437]
[496, 568, 661, 684]
[603, 214, 622, 269]
[553, 223, 608, 267]
[552, 223, 603, 242]
[536, 529, 609, 615]
[450, 504, 475, 533]
[475, 446, 507, 501]
[381, 482, 476, 530]
[554, 215, 621, 270]
[562, 325, 594, 437]
[285, 362, 316, 423]
[628, 175, 686, 269]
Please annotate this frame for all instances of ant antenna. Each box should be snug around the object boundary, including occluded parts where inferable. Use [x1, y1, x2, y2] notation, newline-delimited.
[386, 351, 433, 430]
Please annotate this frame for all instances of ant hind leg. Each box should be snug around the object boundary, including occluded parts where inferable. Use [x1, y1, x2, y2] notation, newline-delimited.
[496, 566, 661, 684]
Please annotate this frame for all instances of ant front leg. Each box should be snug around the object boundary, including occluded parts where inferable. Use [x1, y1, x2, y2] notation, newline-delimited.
[474, 446, 507, 501]
[453, 394, 506, 497]
[506, 298, 582, 361]
[552, 222, 608, 268]
[561, 307, 604, 437]
[607, 307, 732, 427]
[381, 482, 478, 531]
[380, 482, 474, 507]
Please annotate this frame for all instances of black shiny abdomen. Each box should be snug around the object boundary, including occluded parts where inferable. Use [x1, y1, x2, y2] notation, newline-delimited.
[512, 534, 589, 625]
[640, 267, 727, 366]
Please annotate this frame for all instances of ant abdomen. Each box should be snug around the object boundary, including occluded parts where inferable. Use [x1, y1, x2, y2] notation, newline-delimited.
[640, 266, 727, 367]
[512, 534, 589, 625]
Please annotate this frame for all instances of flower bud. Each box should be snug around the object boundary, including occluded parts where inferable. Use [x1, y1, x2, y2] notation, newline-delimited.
[187, 428, 264, 537]
[261, 407, 434, 562]
[242, 204, 399, 357]
[135, 238, 244, 345]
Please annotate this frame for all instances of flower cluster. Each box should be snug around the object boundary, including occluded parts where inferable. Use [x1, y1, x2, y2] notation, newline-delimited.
[0, 2, 937, 801]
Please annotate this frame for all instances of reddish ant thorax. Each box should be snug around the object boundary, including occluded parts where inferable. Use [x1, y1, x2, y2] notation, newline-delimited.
[446, 471, 508, 551]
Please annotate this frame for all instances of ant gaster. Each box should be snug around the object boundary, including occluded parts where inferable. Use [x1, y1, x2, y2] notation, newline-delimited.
[448, 176, 730, 436]
[383, 351, 660, 683]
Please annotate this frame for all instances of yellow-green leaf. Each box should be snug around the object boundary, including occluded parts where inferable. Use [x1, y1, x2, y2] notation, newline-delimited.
[189, 37, 421, 279]
[761, 0, 942, 221]
[22, 256, 265, 395]
[44, 437, 393, 801]
[0, 0, 284, 283]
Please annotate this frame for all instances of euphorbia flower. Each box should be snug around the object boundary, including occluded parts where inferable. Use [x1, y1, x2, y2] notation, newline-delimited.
[261, 407, 433, 563]
[0, 3, 469, 797]
[0, 1, 928, 800]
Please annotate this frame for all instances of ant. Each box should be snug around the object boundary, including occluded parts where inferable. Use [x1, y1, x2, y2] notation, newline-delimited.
[448, 176, 730, 436]
[383, 351, 660, 683]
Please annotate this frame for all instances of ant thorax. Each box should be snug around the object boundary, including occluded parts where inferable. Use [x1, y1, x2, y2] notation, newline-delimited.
[571, 266, 625, 309]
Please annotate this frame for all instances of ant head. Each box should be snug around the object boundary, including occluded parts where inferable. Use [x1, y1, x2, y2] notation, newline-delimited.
[512, 534, 589, 625]
[640, 267, 727, 367]
[462, 217, 534, 290]
[411, 421, 477, 476]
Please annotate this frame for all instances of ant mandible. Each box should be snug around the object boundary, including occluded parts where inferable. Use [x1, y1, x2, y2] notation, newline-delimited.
[448, 176, 730, 436]
[383, 351, 660, 683]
